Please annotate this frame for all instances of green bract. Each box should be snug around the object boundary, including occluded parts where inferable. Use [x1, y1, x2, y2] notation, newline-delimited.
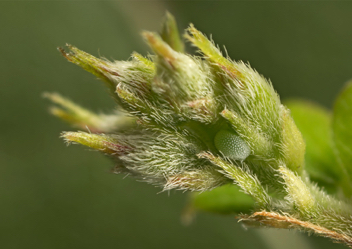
[47, 13, 352, 247]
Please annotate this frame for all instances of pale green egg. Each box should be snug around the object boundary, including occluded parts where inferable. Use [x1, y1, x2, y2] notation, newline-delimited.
[214, 130, 250, 160]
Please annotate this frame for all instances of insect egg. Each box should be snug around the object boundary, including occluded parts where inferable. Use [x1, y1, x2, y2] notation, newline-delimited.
[214, 129, 250, 160]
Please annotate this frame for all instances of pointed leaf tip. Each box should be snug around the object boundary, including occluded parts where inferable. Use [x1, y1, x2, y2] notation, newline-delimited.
[160, 12, 184, 53]
[185, 25, 242, 79]
[142, 31, 176, 63]
[62, 131, 130, 154]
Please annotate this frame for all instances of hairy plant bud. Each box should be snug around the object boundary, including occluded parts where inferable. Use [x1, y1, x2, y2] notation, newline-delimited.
[48, 13, 305, 192]
[47, 13, 352, 246]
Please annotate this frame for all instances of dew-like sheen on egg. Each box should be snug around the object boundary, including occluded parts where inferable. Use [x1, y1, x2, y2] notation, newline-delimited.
[214, 130, 251, 160]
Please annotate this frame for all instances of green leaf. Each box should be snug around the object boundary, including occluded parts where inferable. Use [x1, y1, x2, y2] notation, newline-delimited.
[332, 81, 352, 196]
[199, 152, 271, 209]
[278, 166, 315, 214]
[190, 184, 254, 215]
[61, 131, 130, 155]
[160, 12, 184, 53]
[58, 45, 117, 95]
[185, 24, 243, 80]
[285, 100, 340, 192]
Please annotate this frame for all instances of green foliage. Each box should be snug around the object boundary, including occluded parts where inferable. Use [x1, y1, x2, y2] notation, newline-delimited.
[160, 12, 185, 53]
[286, 100, 342, 193]
[333, 81, 352, 196]
[47, 13, 352, 247]
[199, 152, 272, 209]
[190, 184, 254, 215]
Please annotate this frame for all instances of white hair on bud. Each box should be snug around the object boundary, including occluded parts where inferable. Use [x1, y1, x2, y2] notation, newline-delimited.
[118, 131, 227, 190]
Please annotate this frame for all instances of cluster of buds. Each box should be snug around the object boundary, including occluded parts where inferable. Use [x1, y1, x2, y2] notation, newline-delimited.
[46, 13, 305, 195]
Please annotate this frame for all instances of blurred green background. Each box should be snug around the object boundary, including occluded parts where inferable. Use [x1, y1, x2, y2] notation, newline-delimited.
[1, 1, 352, 249]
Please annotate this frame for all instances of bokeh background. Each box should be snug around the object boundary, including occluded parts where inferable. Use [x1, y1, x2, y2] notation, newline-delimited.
[1, 1, 352, 249]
